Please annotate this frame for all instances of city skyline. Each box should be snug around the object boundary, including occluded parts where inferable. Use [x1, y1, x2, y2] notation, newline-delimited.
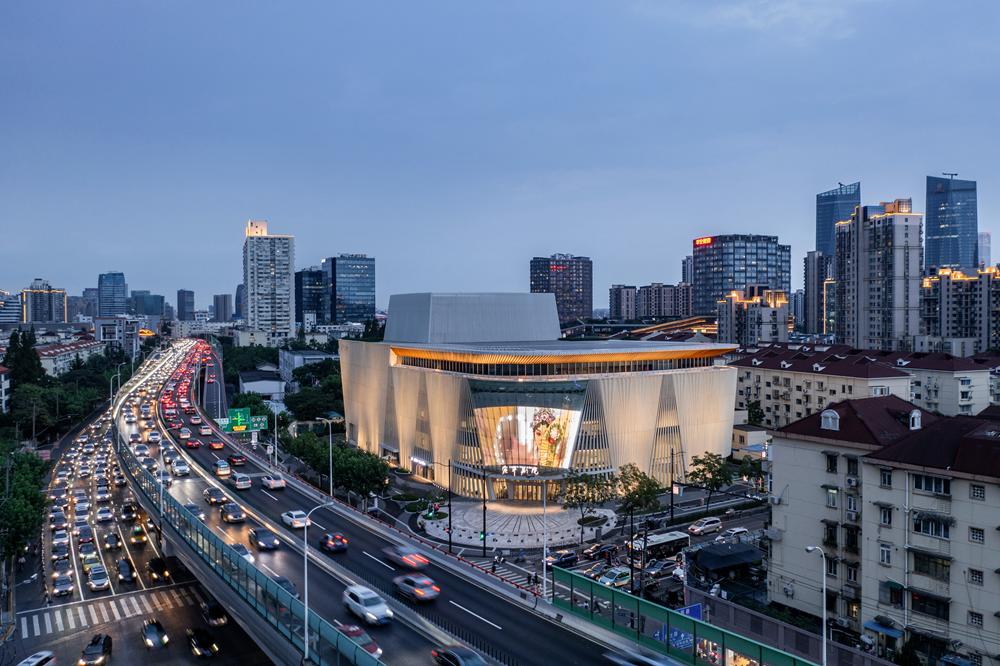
[2, 3, 999, 309]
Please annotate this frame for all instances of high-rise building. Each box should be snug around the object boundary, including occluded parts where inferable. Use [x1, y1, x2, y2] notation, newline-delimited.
[295, 268, 328, 325]
[790, 289, 804, 329]
[163, 303, 175, 321]
[0, 290, 21, 324]
[129, 290, 165, 317]
[636, 283, 686, 319]
[918, 268, 997, 355]
[176, 289, 195, 321]
[97, 272, 128, 317]
[803, 250, 831, 334]
[235, 283, 246, 320]
[243, 220, 295, 342]
[529, 254, 593, 323]
[925, 175, 978, 271]
[212, 294, 233, 323]
[834, 199, 922, 351]
[716, 288, 789, 347]
[21, 278, 67, 323]
[321, 254, 376, 324]
[67, 296, 85, 322]
[979, 231, 991, 268]
[691, 235, 790, 315]
[81, 288, 99, 318]
[681, 255, 693, 284]
[815, 182, 861, 257]
[608, 285, 637, 320]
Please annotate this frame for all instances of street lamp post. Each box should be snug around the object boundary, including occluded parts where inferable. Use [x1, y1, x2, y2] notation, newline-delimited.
[806, 546, 828, 666]
[318, 418, 335, 497]
[303, 501, 335, 664]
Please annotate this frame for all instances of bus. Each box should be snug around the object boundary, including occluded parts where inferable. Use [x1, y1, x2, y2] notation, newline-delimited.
[627, 531, 690, 565]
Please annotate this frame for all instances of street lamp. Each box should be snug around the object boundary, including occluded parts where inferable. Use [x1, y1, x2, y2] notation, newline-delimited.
[303, 501, 335, 664]
[317, 417, 336, 497]
[806, 545, 828, 666]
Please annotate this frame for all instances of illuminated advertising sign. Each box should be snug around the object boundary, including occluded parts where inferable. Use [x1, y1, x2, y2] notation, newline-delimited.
[474, 406, 581, 469]
[138, 328, 156, 337]
[694, 236, 714, 247]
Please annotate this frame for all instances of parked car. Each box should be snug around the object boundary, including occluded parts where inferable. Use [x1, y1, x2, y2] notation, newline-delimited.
[687, 517, 723, 535]
[715, 527, 750, 543]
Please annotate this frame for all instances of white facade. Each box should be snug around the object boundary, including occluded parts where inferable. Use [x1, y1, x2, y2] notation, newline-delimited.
[242, 220, 295, 345]
[904, 365, 989, 416]
[0, 367, 9, 414]
[35, 340, 105, 376]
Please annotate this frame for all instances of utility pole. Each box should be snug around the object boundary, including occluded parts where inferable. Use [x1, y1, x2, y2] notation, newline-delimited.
[481, 468, 487, 558]
[670, 448, 676, 524]
[447, 458, 453, 554]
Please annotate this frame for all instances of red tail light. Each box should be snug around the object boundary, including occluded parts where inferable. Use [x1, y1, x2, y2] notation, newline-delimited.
[431, 585, 440, 592]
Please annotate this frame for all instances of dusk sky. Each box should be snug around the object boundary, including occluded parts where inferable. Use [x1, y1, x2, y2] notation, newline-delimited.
[3, 1, 998, 310]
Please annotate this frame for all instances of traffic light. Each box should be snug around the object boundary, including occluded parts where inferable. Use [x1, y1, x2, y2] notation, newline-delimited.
[479, 531, 485, 541]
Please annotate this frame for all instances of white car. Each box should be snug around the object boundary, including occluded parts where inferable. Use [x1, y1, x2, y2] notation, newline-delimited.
[261, 474, 286, 490]
[95, 507, 115, 523]
[147, 431, 161, 443]
[190, 415, 202, 425]
[172, 461, 190, 476]
[178, 428, 191, 440]
[281, 510, 311, 528]
[715, 527, 751, 543]
[199, 425, 212, 436]
[230, 542, 254, 564]
[343, 585, 393, 625]
[52, 530, 70, 548]
[687, 517, 723, 535]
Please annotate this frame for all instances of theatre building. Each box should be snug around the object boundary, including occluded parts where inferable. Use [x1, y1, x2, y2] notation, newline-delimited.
[340, 293, 737, 501]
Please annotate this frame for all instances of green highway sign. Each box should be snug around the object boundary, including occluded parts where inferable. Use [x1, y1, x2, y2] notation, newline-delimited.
[250, 415, 269, 431]
[227, 408, 251, 432]
[215, 418, 230, 428]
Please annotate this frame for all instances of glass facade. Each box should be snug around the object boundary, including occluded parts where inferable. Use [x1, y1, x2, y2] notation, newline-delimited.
[815, 182, 861, 257]
[397, 354, 713, 376]
[925, 176, 978, 271]
[323, 254, 376, 324]
[692, 236, 791, 315]
[98, 271, 128, 317]
[295, 268, 329, 324]
[176, 289, 195, 321]
[530, 254, 593, 323]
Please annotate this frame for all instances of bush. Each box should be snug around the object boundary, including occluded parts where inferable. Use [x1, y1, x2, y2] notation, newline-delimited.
[423, 511, 448, 520]
[578, 515, 607, 527]
[393, 492, 420, 502]
[404, 500, 429, 513]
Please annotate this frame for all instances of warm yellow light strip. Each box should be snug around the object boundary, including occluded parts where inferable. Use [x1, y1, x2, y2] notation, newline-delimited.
[390, 346, 733, 365]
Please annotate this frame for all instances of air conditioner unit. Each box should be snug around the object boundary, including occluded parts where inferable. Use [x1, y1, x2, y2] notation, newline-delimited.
[835, 617, 850, 628]
[783, 583, 795, 597]
[846, 510, 859, 522]
[846, 476, 859, 488]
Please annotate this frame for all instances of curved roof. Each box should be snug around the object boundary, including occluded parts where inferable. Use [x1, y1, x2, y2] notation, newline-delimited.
[390, 339, 735, 364]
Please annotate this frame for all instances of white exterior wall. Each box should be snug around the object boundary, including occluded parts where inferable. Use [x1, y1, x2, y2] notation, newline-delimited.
[384, 293, 560, 344]
[905, 368, 989, 416]
[0, 372, 9, 414]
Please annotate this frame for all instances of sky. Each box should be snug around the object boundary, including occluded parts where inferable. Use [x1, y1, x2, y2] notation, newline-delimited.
[2, 1, 999, 310]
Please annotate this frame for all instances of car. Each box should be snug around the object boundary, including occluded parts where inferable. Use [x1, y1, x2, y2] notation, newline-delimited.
[580, 561, 611, 580]
[199, 425, 212, 436]
[104, 532, 122, 550]
[148, 430, 161, 443]
[190, 415, 202, 425]
[715, 526, 751, 543]
[128, 432, 141, 444]
[281, 510, 310, 528]
[113, 474, 127, 487]
[273, 575, 299, 599]
[51, 574, 74, 597]
[643, 559, 672, 579]
[393, 575, 440, 601]
[121, 502, 138, 521]
[221, 503, 245, 523]
[208, 440, 225, 450]
[162, 450, 177, 466]
[77, 526, 96, 545]
[72, 517, 89, 535]
[141, 619, 170, 649]
[343, 585, 393, 625]
[141, 457, 158, 472]
[249, 527, 280, 550]
[51, 529, 70, 548]
[200, 601, 229, 627]
[146, 557, 171, 581]
[81, 553, 101, 574]
[134, 444, 150, 457]
[156, 471, 173, 487]
[96, 507, 115, 523]
[319, 532, 349, 553]
[51, 558, 73, 579]
[116, 558, 135, 582]
[213, 460, 231, 478]
[129, 524, 148, 544]
[544, 549, 579, 569]
[186, 627, 220, 658]
[598, 566, 632, 589]
[227, 454, 247, 466]
[688, 517, 723, 535]
[74, 502, 91, 517]
[203, 487, 227, 505]
[230, 472, 252, 490]
[583, 542, 619, 560]
[337, 624, 383, 659]
[185, 438, 202, 449]
[87, 565, 111, 591]
[49, 513, 69, 531]
[171, 460, 191, 477]
[229, 543, 254, 564]
[431, 645, 487, 666]
[183, 502, 206, 521]
[178, 427, 191, 440]
[261, 474, 285, 489]
[79, 634, 113, 665]
[94, 487, 112, 502]
[383, 545, 429, 569]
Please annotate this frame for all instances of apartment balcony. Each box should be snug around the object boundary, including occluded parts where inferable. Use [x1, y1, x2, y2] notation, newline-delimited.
[909, 571, 950, 599]
[912, 496, 952, 514]
[908, 533, 951, 557]
[841, 584, 861, 601]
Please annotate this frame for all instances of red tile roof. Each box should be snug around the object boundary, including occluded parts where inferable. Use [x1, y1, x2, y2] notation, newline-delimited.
[867, 416, 1000, 479]
[34, 340, 104, 358]
[732, 343, 989, 376]
[779, 395, 938, 447]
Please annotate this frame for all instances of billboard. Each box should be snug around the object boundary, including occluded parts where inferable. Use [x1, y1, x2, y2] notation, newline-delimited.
[474, 406, 581, 470]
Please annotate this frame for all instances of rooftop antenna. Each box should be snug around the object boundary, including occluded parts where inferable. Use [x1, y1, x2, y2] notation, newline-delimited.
[943, 172, 958, 179]
[838, 182, 845, 187]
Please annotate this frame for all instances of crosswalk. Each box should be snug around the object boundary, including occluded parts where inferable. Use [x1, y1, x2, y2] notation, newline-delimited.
[18, 584, 206, 640]
[466, 556, 579, 603]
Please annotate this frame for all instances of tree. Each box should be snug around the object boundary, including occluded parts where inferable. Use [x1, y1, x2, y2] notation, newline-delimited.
[284, 387, 339, 422]
[738, 456, 765, 492]
[3, 329, 45, 386]
[0, 445, 50, 559]
[687, 452, 734, 511]
[617, 463, 661, 514]
[339, 448, 389, 507]
[562, 471, 617, 544]
[292, 359, 340, 388]
[359, 318, 384, 341]
[746, 400, 765, 426]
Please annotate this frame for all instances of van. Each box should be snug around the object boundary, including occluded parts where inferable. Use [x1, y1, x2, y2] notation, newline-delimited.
[213, 460, 231, 478]
[231, 473, 252, 490]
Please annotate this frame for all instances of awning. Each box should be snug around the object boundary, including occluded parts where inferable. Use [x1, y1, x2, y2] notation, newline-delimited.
[873, 501, 894, 509]
[821, 518, 840, 525]
[863, 620, 903, 639]
[905, 545, 953, 561]
[908, 586, 950, 603]
[941, 654, 972, 666]
[821, 483, 839, 490]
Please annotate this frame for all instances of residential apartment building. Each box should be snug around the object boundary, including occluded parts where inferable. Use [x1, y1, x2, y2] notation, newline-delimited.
[692, 235, 791, 315]
[0, 290, 20, 324]
[35, 340, 105, 376]
[93, 315, 144, 359]
[767, 396, 934, 652]
[97, 271, 128, 317]
[925, 175, 978, 272]
[0, 365, 9, 414]
[243, 220, 295, 345]
[637, 282, 689, 319]
[609, 285, 637, 320]
[790, 289, 804, 330]
[835, 199, 922, 351]
[919, 268, 996, 356]
[681, 255, 693, 284]
[717, 289, 789, 347]
[21, 278, 67, 323]
[529, 253, 593, 323]
[804, 250, 832, 334]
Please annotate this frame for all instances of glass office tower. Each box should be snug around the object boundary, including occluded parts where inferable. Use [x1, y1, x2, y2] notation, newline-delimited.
[815, 182, 861, 257]
[925, 175, 978, 271]
[691, 235, 791, 315]
[322, 254, 376, 324]
[294, 268, 328, 324]
[97, 272, 128, 317]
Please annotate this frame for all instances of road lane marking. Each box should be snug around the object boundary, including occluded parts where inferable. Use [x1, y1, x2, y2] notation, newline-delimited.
[449, 600, 503, 630]
[32, 615, 39, 636]
[140, 594, 154, 613]
[110, 599, 121, 620]
[261, 490, 279, 502]
[99, 603, 110, 623]
[66, 608, 75, 629]
[170, 588, 183, 606]
[260, 563, 281, 577]
[131, 596, 142, 615]
[89, 604, 99, 624]
[44, 612, 52, 634]
[20, 617, 27, 638]
[311, 520, 327, 531]
[54, 609, 64, 632]
[362, 551, 395, 571]
[78, 606, 87, 626]
[151, 591, 163, 610]
[180, 588, 194, 604]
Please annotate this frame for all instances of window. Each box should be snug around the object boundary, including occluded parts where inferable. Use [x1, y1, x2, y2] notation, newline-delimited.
[913, 474, 951, 496]
[970, 655, 982, 666]
[825, 453, 838, 473]
[913, 517, 950, 539]
[912, 552, 950, 581]
[910, 591, 949, 621]
[969, 527, 985, 544]
[970, 484, 985, 501]
[968, 569, 984, 586]
[826, 489, 838, 508]
[847, 564, 858, 583]
[880, 469, 892, 488]
[879, 507, 893, 526]
[846, 495, 858, 512]
[846, 458, 859, 476]
[878, 579, 902, 605]
[968, 611, 983, 627]
[879, 543, 892, 565]
[871, 386, 889, 397]
[824, 524, 838, 546]
[826, 557, 838, 577]
[821, 410, 840, 432]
